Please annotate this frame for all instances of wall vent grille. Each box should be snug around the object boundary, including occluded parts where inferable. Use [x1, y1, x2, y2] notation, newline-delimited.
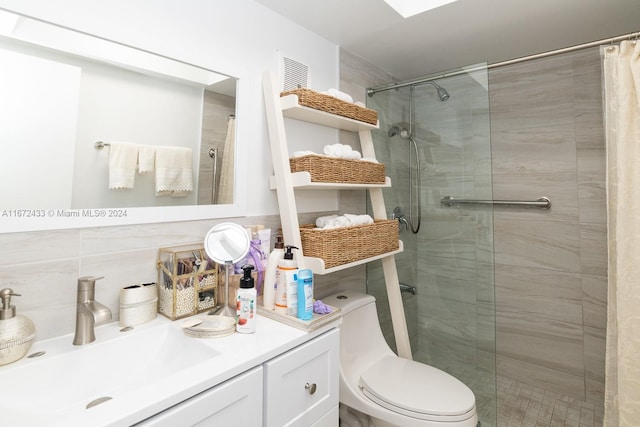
[280, 56, 309, 91]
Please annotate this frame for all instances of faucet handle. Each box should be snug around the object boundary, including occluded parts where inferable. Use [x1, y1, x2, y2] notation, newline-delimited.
[77, 276, 104, 288]
[77, 276, 104, 302]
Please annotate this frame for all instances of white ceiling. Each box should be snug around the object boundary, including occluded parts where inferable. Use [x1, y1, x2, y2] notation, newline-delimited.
[256, 0, 640, 81]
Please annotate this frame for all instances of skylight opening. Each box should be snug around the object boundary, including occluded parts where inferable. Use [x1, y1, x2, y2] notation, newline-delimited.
[383, 0, 458, 18]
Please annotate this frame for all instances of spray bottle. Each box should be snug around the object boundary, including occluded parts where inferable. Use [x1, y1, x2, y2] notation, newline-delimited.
[275, 245, 298, 315]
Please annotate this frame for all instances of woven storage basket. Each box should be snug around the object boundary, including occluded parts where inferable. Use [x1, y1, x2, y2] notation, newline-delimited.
[290, 155, 385, 184]
[300, 220, 399, 269]
[281, 88, 378, 125]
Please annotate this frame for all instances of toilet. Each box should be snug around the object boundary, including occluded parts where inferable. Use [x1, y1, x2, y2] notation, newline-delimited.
[324, 291, 478, 427]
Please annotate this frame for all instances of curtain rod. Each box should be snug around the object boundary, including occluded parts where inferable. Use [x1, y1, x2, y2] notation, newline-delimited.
[367, 30, 640, 96]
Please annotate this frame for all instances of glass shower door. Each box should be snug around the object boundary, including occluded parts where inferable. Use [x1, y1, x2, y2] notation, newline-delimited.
[366, 63, 497, 426]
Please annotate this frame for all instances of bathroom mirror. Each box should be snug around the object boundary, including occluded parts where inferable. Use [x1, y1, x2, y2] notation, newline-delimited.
[204, 222, 251, 317]
[0, 9, 247, 233]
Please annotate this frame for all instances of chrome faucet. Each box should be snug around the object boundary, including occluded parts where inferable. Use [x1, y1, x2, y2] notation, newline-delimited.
[392, 206, 410, 231]
[73, 276, 112, 346]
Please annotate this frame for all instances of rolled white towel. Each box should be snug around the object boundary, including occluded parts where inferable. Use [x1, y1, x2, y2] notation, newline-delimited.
[344, 213, 374, 226]
[323, 143, 362, 160]
[316, 214, 338, 228]
[323, 216, 350, 229]
[344, 150, 362, 160]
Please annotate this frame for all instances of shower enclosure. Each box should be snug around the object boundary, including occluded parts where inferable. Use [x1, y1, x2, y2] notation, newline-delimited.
[366, 64, 497, 426]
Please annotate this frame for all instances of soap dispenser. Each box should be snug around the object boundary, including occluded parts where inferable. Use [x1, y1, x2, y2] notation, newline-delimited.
[236, 264, 257, 334]
[0, 288, 36, 366]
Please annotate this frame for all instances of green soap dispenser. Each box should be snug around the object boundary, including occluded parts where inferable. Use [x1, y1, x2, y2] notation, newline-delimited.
[0, 288, 36, 366]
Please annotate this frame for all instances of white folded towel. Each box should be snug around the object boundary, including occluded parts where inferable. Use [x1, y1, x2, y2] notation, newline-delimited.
[323, 143, 362, 160]
[109, 142, 139, 189]
[155, 146, 193, 196]
[138, 144, 156, 174]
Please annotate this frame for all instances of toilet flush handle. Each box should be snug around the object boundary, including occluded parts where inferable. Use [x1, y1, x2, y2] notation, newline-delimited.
[305, 382, 317, 395]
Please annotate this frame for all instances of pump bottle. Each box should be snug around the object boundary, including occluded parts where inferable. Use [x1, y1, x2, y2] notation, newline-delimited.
[236, 264, 257, 333]
[262, 235, 284, 310]
[275, 245, 298, 315]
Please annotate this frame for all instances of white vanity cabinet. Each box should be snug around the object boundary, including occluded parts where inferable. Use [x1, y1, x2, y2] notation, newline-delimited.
[264, 328, 339, 426]
[136, 366, 263, 427]
[136, 327, 339, 427]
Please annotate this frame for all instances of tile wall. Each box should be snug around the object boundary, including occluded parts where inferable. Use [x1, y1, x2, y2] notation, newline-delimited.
[0, 216, 363, 342]
[490, 47, 607, 405]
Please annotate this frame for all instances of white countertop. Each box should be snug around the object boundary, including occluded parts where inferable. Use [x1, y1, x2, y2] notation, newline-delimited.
[0, 313, 340, 427]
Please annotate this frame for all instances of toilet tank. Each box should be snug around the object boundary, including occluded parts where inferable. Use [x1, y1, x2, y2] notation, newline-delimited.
[323, 291, 395, 363]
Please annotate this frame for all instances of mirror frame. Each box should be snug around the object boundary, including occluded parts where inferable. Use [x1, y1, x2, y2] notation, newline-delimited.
[0, 9, 247, 233]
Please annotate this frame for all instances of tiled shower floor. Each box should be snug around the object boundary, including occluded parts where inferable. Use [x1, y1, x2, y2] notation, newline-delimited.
[496, 376, 604, 427]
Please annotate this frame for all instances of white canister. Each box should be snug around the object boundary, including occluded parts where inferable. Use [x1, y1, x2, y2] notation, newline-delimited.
[119, 283, 158, 327]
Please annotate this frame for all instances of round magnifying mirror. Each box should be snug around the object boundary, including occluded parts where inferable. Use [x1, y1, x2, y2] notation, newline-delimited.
[204, 222, 251, 264]
[204, 222, 251, 317]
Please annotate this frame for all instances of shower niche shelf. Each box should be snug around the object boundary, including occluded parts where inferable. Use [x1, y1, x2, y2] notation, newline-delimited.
[263, 70, 411, 357]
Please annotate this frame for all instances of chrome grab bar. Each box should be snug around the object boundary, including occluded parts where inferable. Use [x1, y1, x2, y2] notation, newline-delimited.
[441, 195, 551, 209]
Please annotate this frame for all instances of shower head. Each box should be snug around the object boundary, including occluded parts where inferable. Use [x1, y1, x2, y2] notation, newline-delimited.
[388, 124, 411, 139]
[421, 81, 450, 101]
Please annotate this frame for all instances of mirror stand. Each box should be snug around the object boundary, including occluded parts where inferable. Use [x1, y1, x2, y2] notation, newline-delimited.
[203, 222, 251, 320]
[209, 260, 235, 318]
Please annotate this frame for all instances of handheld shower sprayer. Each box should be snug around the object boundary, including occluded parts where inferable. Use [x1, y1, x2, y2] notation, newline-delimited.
[388, 123, 421, 234]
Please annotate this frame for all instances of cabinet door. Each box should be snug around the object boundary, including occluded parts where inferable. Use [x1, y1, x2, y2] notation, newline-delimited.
[264, 328, 339, 427]
[137, 366, 263, 427]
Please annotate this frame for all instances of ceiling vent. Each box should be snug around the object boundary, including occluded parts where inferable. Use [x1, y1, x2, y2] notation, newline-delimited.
[278, 53, 310, 91]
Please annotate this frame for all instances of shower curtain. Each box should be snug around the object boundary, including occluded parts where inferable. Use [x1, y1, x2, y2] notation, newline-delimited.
[603, 40, 640, 427]
[216, 116, 235, 204]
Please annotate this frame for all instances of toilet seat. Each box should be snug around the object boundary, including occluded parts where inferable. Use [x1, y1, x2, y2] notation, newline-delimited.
[358, 355, 476, 422]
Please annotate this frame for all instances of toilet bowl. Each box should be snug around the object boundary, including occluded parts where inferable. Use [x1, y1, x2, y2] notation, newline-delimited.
[324, 291, 478, 427]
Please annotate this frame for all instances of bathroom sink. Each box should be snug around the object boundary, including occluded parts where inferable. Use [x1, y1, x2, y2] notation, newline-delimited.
[0, 319, 219, 425]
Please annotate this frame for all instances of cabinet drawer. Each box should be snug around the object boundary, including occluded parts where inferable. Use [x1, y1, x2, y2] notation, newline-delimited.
[264, 328, 339, 427]
[136, 366, 263, 427]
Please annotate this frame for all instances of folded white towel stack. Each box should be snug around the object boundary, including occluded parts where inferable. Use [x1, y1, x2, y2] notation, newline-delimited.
[155, 146, 194, 197]
[109, 142, 139, 189]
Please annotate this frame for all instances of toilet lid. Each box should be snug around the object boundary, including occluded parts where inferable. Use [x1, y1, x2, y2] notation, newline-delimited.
[359, 355, 476, 421]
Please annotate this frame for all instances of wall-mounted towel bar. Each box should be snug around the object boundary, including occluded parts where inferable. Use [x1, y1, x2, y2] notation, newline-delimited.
[94, 141, 110, 149]
[441, 195, 551, 209]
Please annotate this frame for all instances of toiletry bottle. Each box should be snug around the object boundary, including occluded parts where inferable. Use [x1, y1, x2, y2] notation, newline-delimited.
[275, 245, 298, 315]
[236, 264, 257, 333]
[297, 269, 313, 320]
[262, 234, 284, 310]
